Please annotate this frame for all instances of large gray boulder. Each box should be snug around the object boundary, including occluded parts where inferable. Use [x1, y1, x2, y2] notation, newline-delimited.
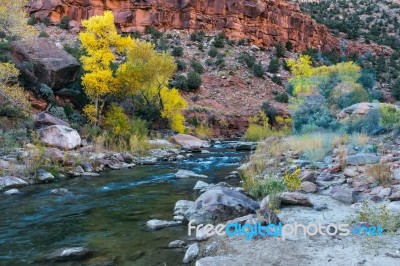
[183, 243, 199, 264]
[37, 125, 81, 150]
[346, 153, 380, 165]
[0, 176, 28, 191]
[171, 134, 210, 150]
[175, 170, 208, 179]
[33, 112, 71, 127]
[184, 187, 259, 224]
[11, 39, 80, 90]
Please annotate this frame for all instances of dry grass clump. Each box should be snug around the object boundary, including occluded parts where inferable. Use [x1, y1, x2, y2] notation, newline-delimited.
[365, 162, 392, 186]
[350, 133, 369, 146]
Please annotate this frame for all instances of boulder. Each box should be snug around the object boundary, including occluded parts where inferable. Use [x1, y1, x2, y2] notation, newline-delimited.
[171, 134, 210, 150]
[389, 191, 400, 201]
[337, 102, 384, 120]
[11, 39, 80, 90]
[37, 125, 81, 150]
[184, 187, 259, 224]
[388, 201, 400, 213]
[235, 142, 257, 151]
[299, 181, 318, 193]
[193, 180, 209, 190]
[46, 247, 91, 262]
[0, 176, 28, 191]
[167, 240, 186, 248]
[352, 180, 368, 192]
[278, 192, 313, 207]
[174, 200, 195, 216]
[45, 148, 64, 163]
[50, 188, 70, 195]
[146, 219, 182, 230]
[331, 187, 357, 204]
[175, 170, 208, 179]
[3, 188, 21, 195]
[183, 243, 199, 264]
[33, 112, 71, 127]
[37, 169, 55, 182]
[300, 170, 317, 182]
[346, 154, 380, 165]
[378, 187, 391, 198]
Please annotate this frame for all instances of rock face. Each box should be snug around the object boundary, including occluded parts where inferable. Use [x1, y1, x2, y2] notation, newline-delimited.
[11, 39, 80, 90]
[28, 0, 341, 51]
[184, 187, 259, 224]
[37, 125, 81, 150]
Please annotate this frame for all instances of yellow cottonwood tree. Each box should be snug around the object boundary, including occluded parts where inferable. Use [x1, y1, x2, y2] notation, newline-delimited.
[117, 40, 187, 132]
[0, 62, 31, 116]
[287, 55, 314, 96]
[0, 0, 36, 39]
[79, 11, 132, 124]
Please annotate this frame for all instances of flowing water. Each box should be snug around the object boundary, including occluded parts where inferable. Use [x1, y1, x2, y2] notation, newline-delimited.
[0, 144, 249, 265]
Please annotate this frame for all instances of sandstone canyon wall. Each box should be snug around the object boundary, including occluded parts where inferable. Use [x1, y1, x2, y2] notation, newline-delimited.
[28, 0, 340, 51]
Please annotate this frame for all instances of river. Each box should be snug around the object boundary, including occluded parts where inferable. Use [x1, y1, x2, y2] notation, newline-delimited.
[0, 144, 249, 265]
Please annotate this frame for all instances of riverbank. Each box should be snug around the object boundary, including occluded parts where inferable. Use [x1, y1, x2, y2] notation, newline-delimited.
[163, 132, 400, 265]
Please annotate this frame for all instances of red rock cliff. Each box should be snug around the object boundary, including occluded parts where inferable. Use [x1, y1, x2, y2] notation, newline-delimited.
[28, 0, 340, 51]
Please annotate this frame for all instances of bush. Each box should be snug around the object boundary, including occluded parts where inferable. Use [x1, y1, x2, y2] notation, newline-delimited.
[238, 39, 248, 46]
[284, 169, 301, 191]
[38, 83, 54, 102]
[173, 75, 188, 90]
[268, 57, 280, 73]
[252, 62, 265, 77]
[337, 87, 370, 109]
[156, 37, 169, 51]
[355, 201, 400, 233]
[190, 31, 205, 42]
[292, 95, 339, 133]
[391, 78, 400, 100]
[344, 108, 382, 134]
[49, 106, 68, 121]
[275, 43, 285, 58]
[103, 104, 130, 138]
[27, 16, 38, 26]
[175, 59, 187, 71]
[358, 69, 376, 90]
[208, 47, 219, 58]
[380, 104, 400, 127]
[145, 26, 162, 39]
[285, 40, 293, 51]
[38, 31, 49, 38]
[261, 101, 278, 123]
[275, 92, 289, 103]
[187, 71, 202, 91]
[191, 60, 204, 74]
[197, 43, 204, 51]
[215, 54, 225, 68]
[42, 17, 51, 26]
[212, 33, 225, 48]
[271, 75, 282, 85]
[238, 52, 255, 68]
[171, 46, 183, 57]
[59, 16, 70, 30]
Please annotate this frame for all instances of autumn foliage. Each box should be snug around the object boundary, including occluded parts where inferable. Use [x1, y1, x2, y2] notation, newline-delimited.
[79, 11, 187, 133]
